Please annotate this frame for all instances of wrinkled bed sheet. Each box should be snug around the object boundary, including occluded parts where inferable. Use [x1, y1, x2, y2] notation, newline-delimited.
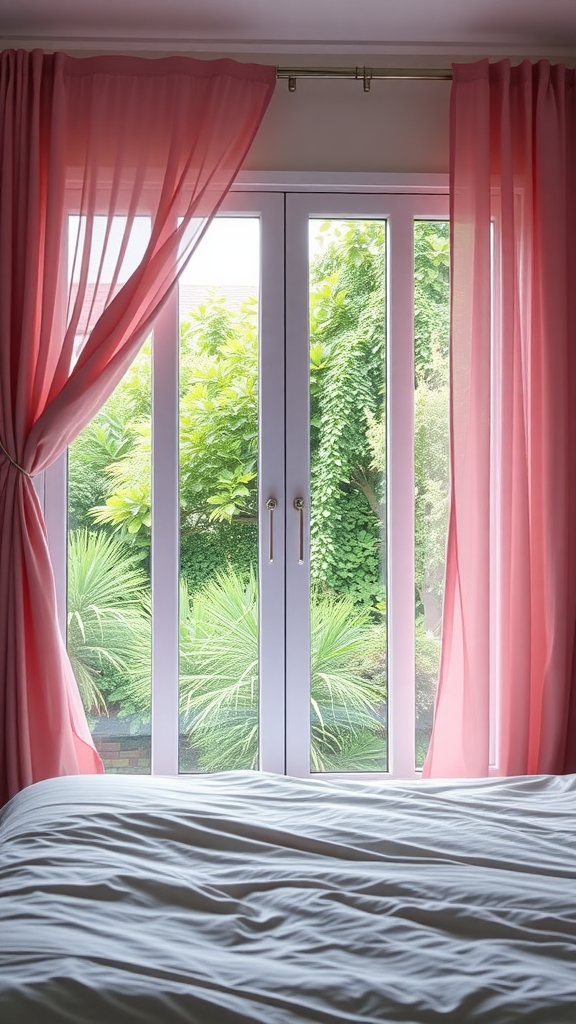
[1, 771, 575, 1023]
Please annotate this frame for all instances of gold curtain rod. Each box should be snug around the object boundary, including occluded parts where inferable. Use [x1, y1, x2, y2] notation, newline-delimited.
[276, 66, 452, 92]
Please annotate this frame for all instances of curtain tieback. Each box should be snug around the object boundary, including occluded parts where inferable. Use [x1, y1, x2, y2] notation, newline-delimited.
[0, 438, 32, 478]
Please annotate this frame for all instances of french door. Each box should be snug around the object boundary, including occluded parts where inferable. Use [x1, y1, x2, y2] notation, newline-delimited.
[45, 184, 450, 781]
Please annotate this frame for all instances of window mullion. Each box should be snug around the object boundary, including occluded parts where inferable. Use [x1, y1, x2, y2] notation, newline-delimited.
[257, 193, 288, 775]
[284, 193, 312, 778]
[151, 292, 180, 776]
[387, 207, 417, 778]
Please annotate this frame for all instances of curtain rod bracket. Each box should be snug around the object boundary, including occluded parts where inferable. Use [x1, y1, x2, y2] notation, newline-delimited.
[363, 67, 372, 92]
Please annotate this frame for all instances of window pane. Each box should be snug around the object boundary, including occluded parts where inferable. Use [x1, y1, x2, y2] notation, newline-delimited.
[67, 216, 152, 774]
[308, 219, 387, 773]
[178, 218, 261, 772]
[413, 220, 450, 768]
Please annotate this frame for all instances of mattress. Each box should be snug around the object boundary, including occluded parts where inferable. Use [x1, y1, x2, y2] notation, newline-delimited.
[0, 770, 575, 1023]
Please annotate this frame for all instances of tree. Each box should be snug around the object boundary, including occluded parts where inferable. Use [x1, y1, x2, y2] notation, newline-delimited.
[308, 221, 386, 608]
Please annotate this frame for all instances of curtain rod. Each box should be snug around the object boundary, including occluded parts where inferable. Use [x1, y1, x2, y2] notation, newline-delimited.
[276, 66, 452, 92]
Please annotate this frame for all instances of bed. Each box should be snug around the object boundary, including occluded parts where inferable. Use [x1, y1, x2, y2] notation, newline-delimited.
[0, 770, 575, 1023]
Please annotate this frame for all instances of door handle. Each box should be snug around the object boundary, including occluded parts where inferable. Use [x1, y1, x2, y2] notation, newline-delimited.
[293, 497, 305, 564]
[266, 498, 277, 562]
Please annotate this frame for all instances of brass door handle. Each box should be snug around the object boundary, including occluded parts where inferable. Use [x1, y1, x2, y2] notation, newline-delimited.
[293, 497, 305, 564]
[266, 498, 277, 562]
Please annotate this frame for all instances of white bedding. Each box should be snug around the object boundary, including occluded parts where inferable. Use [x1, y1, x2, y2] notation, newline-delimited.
[0, 770, 575, 1023]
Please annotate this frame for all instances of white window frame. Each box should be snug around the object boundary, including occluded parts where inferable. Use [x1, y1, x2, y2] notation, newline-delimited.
[43, 172, 449, 782]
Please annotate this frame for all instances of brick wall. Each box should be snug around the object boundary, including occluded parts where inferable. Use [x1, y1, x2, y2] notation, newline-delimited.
[93, 734, 151, 774]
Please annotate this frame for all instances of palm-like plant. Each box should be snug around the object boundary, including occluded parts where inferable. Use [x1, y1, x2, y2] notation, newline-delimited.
[310, 594, 385, 771]
[178, 571, 259, 771]
[173, 570, 385, 772]
[67, 530, 150, 714]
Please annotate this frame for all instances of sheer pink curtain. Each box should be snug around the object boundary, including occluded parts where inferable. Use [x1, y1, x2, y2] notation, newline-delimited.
[424, 59, 576, 778]
[0, 49, 275, 805]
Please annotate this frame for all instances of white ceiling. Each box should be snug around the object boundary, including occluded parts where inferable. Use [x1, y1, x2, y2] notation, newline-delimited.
[2, 0, 576, 55]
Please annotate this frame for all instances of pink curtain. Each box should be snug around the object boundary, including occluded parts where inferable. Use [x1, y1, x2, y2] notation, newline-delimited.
[424, 59, 576, 778]
[0, 49, 275, 805]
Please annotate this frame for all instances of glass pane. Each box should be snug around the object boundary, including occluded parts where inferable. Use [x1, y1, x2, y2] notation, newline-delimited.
[308, 219, 387, 772]
[414, 220, 450, 768]
[67, 215, 152, 773]
[178, 218, 260, 772]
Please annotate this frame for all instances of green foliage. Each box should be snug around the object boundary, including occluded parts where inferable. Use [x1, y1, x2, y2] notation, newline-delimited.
[309, 592, 385, 772]
[68, 339, 151, 548]
[90, 420, 152, 548]
[311, 489, 382, 607]
[415, 615, 442, 767]
[178, 571, 259, 771]
[181, 292, 240, 358]
[414, 221, 450, 379]
[415, 616, 442, 717]
[179, 523, 257, 593]
[180, 300, 259, 525]
[68, 411, 137, 534]
[92, 295, 258, 548]
[67, 530, 150, 715]
[413, 222, 450, 628]
[308, 221, 386, 610]
[414, 346, 449, 615]
[412, 222, 450, 746]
